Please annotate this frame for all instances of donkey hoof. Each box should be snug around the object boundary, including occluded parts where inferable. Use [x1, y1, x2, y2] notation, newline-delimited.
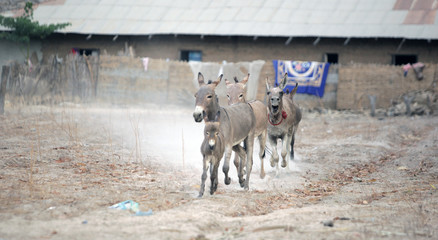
[198, 193, 204, 198]
[260, 172, 266, 179]
[270, 160, 275, 168]
[244, 186, 249, 191]
[281, 161, 287, 168]
[225, 177, 231, 185]
[239, 178, 245, 187]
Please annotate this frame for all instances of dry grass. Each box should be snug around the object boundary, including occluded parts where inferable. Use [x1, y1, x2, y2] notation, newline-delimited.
[128, 112, 144, 165]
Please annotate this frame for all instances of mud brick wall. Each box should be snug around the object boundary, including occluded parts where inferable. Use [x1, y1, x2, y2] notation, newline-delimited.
[167, 61, 198, 105]
[98, 56, 197, 106]
[337, 63, 438, 110]
[97, 56, 340, 109]
[98, 56, 267, 107]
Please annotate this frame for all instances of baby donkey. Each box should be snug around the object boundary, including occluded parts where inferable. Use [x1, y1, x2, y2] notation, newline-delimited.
[198, 111, 226, 197]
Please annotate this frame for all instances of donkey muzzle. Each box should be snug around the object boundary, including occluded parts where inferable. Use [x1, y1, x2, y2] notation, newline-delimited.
[271, 104, 279, 113]
[209, 139, 215, 150]
[193, 106, 204, 122]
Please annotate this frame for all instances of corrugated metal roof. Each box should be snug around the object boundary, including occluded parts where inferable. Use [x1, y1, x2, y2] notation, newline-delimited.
[1, 0, 438, 39]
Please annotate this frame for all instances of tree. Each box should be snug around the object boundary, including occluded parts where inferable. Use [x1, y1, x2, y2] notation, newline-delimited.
[0, 2, 70, 63]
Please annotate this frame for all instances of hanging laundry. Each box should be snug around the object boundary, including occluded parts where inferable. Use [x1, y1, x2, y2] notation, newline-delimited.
[402, 62, 425, 80]
[142, 57, 149, 72]
[412, 62, 425, 80]
[402, 63, 412, 77]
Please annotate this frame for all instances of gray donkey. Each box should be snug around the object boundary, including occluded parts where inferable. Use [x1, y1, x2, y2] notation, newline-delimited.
[225, 73, 268, 179]
[266, 73, 302, 169]
[193, 73, 256, 190]
[199, 111, 225, 197]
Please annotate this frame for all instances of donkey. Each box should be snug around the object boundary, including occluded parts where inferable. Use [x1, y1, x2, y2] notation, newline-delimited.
[199, 111, 225, 197]
[266, 73, 302, 169]
[194, 73, 256, 190]
[225, 74, 268, 179]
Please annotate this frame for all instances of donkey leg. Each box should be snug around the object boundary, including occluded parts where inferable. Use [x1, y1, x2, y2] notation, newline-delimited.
[233, 145, 246, 188]
[222, 147, 232, 185]
[281, 134, 292, 168]
[258, 131, 267, 179]
[232, 152, 240, 171]
[290, 124, 299, 161]
[210, 160, 219, 195]
[268, 135, 279, 168]
[198, 156, 209, 198]
[244, 135, 255, 191]
[233, 146, 246, 175]
[290, 132, 295, 160]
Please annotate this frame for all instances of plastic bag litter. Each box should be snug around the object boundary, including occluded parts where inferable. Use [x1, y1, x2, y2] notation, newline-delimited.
[109, 200, 153, 216]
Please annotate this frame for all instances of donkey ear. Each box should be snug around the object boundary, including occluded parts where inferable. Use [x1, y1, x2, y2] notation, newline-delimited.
[233, 76, 238, 83]
[279, 73, 288, 90]
[214, 110, 221, 122]
[241, 73, 250, 85]
[265, 77, 271, 92]
[290, 82, 299, 97]
[198, 72, 205, 86]
[211, 74, 223, 87]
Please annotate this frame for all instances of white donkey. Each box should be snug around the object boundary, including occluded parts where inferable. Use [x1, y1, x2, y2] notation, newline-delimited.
[266, 73, 301, 169]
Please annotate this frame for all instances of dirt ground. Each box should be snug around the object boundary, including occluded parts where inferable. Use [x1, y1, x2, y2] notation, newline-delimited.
[0, 103, 437, 240]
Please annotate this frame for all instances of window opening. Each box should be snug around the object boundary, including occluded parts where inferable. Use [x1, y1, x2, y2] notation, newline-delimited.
[72, 48, 100, 56]
[392, 54, 417, 65]
[180, 50, 202, 61]
[324, 53, 338, 64]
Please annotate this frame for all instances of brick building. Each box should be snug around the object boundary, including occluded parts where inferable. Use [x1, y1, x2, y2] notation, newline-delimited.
[1, 0, 438, 65]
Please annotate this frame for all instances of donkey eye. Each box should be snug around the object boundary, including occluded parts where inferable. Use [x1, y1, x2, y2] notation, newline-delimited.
[215, 132, 218, 136]
[239, 94, 243, 98]
[206, 132, 210, 136]
[227, 95, 230, 99]
[207, 95, 212, 99]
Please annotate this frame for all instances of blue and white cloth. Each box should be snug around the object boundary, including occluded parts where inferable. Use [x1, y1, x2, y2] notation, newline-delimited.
[273, 60, 330, 97]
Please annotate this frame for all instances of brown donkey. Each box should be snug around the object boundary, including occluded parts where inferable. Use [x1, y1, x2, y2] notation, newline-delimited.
[199, 111, 225, 197]
[193, 73, 256, 190]
[266, 73, 302, 169]
[225, 74, 268, 179]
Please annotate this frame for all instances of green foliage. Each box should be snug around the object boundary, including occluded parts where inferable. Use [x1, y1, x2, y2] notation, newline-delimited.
[0, 2, 71, 44]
